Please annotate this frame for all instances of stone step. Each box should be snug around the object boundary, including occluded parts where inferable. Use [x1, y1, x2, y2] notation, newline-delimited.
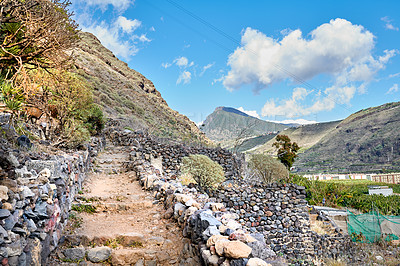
[93, 201, 154, 212]
[76, 194, 148, 203]
[111, 248, 173, 266]
[73, 201, 154, 213]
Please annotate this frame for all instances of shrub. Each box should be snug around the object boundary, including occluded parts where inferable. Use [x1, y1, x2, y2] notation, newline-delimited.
[248, 154, 289, 183]
[180, 154, 225, 190]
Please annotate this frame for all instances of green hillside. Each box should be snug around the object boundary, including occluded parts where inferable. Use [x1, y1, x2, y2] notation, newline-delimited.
[252, 120, 341, 154]
[294, 102, 400, 173]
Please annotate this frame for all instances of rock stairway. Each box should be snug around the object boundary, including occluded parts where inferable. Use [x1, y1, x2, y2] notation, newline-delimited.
[50, 145, 184, 265]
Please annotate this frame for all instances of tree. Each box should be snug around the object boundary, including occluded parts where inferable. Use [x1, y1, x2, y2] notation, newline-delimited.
[180, 154, 225, 190]
[0, 0, 78, 80]
[273, 134, 300, 170]
[247, 153, 289, 183]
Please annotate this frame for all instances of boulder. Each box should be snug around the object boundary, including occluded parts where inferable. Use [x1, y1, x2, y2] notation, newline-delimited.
[87, 247, 112, 263]
[223, 241, 252, 259]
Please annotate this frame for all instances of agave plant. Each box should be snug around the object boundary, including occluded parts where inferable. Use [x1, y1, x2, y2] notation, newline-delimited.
[0, 81, 25, 124]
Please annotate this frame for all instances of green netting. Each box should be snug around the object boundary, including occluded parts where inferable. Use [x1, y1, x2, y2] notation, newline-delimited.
[347, 210, 400, 243]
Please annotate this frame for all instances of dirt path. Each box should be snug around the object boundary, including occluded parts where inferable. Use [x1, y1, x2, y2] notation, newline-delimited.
[53, 145, 184, 265]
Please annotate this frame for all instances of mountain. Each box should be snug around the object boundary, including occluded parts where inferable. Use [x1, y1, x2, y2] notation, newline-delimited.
[293, 102, 400, 173]
[72, 32, 209, 144]
[251, 120, 342, 154]
[201, 106, 288, 142]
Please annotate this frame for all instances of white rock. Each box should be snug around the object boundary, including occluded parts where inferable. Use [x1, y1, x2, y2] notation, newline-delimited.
[0, 186, 8, 201]
[247, 258, 271, 266]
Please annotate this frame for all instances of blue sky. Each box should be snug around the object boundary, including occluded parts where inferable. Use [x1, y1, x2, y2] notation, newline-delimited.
[70, 0, 400, 125]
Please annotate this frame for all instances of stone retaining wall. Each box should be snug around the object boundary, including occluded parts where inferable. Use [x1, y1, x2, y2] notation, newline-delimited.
[108, 130, 242, 179]
[0, 137, 104, 265]
[126, 146, 352, 265]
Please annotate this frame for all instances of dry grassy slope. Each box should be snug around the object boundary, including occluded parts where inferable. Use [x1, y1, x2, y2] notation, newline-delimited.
[251, 120, 341, 154]
[294, 102, 400, 173]
[71, 32, 209, 144]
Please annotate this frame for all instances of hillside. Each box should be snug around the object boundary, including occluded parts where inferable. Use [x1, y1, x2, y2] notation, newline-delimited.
[251, 120, 341, 154]
[201, 106, 287, 142]
[72, 32, 209, 144]
[294, 102, 400, 173]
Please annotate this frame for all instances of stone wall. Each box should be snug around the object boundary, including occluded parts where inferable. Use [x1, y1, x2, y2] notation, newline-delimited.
[125, 144, 352, 265]
[108, 130, 242, 179]
[0, 137, 104, 265]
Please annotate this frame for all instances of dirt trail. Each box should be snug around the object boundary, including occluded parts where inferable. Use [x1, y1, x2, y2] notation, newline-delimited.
[55, 145, 184, 265]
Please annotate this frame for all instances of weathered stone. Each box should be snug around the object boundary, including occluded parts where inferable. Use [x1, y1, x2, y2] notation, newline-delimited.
[223, 241, 252, 259]
[87, 247, 112, 263]
[203, 225, 220, 240]
[0, 209, 11, 218]
[215, 239, 230, 256]
[0, 186, 8, 201]
[206, 235, 229, 247]
[247, 258, 270, 266]
[37, 168, 51, 184]
[63, 247, 86, 261]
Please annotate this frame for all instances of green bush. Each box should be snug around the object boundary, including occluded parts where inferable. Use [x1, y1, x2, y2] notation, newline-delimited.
[248, 154, 289, 183]
[180, 154, 225, 190]
[80, 104, 105, 135]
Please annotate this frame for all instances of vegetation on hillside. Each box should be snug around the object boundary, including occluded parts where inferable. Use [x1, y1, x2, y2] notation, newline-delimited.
[287, 175, 400, 215]
[0, 0, 103, 147]
[294, 102, 400, 173]
[73, 32, 209, 146]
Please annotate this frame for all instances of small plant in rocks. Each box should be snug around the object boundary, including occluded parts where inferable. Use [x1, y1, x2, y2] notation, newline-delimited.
[180, 154, 225, 190]
[71, 204, 96, 214]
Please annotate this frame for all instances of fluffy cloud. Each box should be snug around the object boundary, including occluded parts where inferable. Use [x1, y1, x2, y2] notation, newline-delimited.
[237, 107, 260, 118]
[267, 119, 317, 125]
[175, 57, 189, 67]
[116, 16, 141, 33]
[82, 23, 139, 59]
[162, 56, 195, 85]
[386, 84, 399, 94]
[224, 18, 396, 117]
[177, 71, 192, 85]
[224, 19, 395, 91]
[84, 0, 133, 12]
[381, 16, 399, 31]
[262, 86, 356, 118]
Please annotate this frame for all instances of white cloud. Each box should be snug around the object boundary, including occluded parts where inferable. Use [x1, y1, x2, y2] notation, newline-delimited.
[389, 72, 400, 79]
[134, 34, 151, 43]
[174, 57, 189, 67]
[84, 0, 133, 12]
[161, 62, 172, 68]
[149, 26, 156, 32]
[162, 56, 194, 68]
[386, 84, 399, 94]
[224, 19, 395, 91]
[177, 71, 192, 85]
[224, 18, 396, 117]
[267, 119, 317, 125]
[237, 107, 260, 119]
[82, 23, 138, 59]
[262, 85, 357, 118]
[116, 16, 141, 33]
[381, 16, 399, 31]
[200, 62, 215, 76]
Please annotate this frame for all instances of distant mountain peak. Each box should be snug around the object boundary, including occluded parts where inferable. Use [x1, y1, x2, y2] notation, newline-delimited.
[215, 106, 250, 117]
